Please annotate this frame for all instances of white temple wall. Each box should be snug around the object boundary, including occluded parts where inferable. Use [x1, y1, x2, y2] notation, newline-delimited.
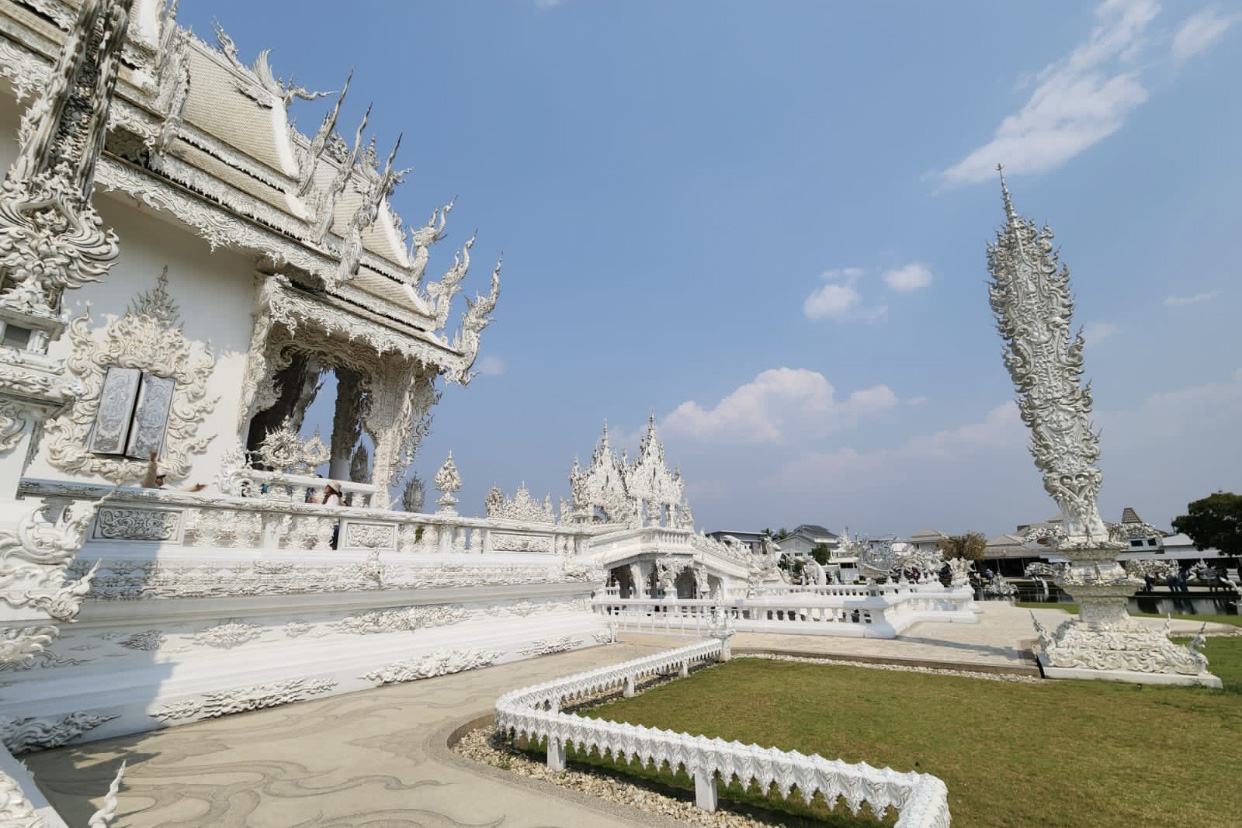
[23, 195, 259, 488]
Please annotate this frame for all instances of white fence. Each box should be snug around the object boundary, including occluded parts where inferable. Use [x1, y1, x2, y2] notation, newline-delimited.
[594, 584, 976, 639]
[494, 640, 951, 826]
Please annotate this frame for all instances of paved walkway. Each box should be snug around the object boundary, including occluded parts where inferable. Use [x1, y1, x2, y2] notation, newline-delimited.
[23, 604, 1235, 828]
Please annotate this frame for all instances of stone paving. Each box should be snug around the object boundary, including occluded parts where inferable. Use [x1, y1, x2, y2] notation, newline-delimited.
[23, 603, 1235, 828]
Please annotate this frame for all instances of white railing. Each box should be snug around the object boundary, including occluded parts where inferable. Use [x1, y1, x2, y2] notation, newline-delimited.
[18, 478, 603, 555]
[593, 586, 976, 639]
[494, 641, 951, 827]
[231, 469, 379, 509]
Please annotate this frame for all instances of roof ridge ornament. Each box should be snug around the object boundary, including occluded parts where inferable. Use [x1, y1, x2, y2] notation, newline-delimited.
[297, 68, 354, 199]
[0, 0, 129, 318]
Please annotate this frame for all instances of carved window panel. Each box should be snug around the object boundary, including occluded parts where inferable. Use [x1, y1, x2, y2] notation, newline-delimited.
[126, 375, 175, 458]
[88, 367, 176, 459]
[88, 367, 141, 454]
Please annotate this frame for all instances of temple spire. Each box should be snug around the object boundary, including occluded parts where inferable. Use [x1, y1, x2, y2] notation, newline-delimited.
[997, 164, 1019, 229]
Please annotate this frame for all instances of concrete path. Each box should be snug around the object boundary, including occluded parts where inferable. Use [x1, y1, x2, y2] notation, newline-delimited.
[23, 603, 1235, 827]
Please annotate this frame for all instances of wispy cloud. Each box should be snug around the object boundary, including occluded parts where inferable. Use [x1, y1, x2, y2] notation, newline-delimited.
[941, 0, 1158, 185]
[476, 355, 506, 375]
[804, 263, 930, 322]
[1163, 290, 1216, 306]
[662, 368, 899, 445]
[803, 268, 886, 322]
[1083, 321, 1119, 344]
[882, 263, 933, 293]
[1171, 6, 1237, 63]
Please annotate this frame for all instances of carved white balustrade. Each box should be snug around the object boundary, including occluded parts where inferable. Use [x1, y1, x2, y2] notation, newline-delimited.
[494, 641, 951, 826]
[593, 584, 976, 639]
[18, 478, 602, 559]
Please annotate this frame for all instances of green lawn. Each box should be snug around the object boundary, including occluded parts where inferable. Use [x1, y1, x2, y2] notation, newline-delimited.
[539, 639, 1242, 828]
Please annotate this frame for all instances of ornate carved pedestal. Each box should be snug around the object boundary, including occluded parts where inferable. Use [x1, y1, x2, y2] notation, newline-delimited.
[1033, 545, 1220, 688]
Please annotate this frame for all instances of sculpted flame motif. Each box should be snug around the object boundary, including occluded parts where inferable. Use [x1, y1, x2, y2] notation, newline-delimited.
[987, 172, 1108, 548]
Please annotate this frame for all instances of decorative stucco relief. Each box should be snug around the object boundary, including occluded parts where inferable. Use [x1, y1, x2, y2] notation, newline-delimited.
[67, 557, 577, 600]
[150, 678, 339, 722]
[0, 710, 118, 754]
[332, 605, 467, 636]
[362, 648, 502, 686]
[43, 270, 218, 484]
[92, 507, 181, 541]
[517, 635, 581, 657]
[193, 620, 264, 650]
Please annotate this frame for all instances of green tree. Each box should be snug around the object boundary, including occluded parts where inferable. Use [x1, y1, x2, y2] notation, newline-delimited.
[937, 532, 987, 561]
[811, 544, 832, 566]
[1172, 492, 1242, 558]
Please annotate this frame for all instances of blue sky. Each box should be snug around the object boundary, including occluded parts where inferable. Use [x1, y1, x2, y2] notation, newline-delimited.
[177, 1, 1241, 538]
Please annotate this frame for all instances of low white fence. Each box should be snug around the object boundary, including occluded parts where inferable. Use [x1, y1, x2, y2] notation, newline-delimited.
[494, 640, 951, 826]
[594, 584, 976, 639]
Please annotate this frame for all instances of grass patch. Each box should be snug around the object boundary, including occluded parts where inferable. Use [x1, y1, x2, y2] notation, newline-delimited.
[1015, 601, 1242, 628]
[530, 642, 1242, 828]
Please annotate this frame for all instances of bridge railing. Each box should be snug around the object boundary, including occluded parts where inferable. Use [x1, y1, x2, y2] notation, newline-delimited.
[592, 586, 976, 639]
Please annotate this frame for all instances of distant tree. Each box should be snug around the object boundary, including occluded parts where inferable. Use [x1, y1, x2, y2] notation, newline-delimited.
[400, 474, 425, 513]
[1172, 492, 1242, 558]
[811, 544, 832, 566]
[937, 532, 987, 561]
[775, 527, 789, 540]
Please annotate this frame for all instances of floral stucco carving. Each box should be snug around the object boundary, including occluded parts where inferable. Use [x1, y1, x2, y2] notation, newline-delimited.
[43, 269, 218, 485]
[150, 678, 339, 722]
[0, 710, 118, 754]
[362, 648, 502, 686]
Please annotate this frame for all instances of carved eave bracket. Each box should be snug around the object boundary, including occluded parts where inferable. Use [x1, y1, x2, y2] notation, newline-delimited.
[446, 257, 501, 386]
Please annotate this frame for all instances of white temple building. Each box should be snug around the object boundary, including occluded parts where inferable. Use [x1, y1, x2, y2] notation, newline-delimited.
[0, 3, 618, 817]
[0, 4, 986, 822]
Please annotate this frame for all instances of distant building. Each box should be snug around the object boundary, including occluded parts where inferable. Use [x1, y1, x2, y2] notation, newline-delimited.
[776, 524, 840, 560]
[704, 529, 768, 554]
[901, 529, 949, 556]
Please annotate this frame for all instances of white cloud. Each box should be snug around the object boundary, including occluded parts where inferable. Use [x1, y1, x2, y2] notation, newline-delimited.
[803, 281, 861, 321]
[662, 368, 899, 444]
[941, 0, 1158, 185]
[1163, 291, 1216, 306]
[804, 265, 930, 321]
[1171, 6, 1236, 63]
[773, 403, 1026, 492]
[882, 263, 933, 293]
[476, 355, 506, 375]
[1083, 321, 1119, 344]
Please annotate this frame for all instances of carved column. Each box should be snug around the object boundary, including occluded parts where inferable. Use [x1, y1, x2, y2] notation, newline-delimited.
[364, 363, 437, 508]
[245, 350, 321, 458]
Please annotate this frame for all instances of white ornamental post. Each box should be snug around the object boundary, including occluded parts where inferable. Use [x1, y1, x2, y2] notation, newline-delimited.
[434, 451, 461, 515]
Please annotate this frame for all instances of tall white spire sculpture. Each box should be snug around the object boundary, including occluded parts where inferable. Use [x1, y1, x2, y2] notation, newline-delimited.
[987, 168, 1218, 686]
